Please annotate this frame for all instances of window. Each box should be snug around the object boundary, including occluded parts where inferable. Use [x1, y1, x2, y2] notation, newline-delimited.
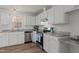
[12, 16, 23, 28]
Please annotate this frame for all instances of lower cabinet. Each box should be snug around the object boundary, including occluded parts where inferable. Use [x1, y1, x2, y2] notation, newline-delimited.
[49, 36, 59, 53]
[0, 33, 8, 47]
[43, 34, 49, 52]
[17, 32, 24, 44]
[8, 32, 24, 46]
[0, 32, 24, 48]
[8, 32, 18, 46]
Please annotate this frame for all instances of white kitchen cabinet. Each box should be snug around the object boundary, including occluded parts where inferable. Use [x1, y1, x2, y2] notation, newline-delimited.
[49, 36, 60, 53]
[23, 16, 36, 25]
[36, 11, 48, 25]
[47, 8, 54, 25]
[36, 15, 41, 25]
[17, 32, 24, 44]
[0, 13, 12, 30]
[46, 6, 70, 25]
[53, 6, 65, 24]
[0, 33, 8, 47]
[8, 32, 24, 46]
[30, 16, 36, 25]
[25, 16, 30, 25]
[43, 34, 49, 52]
[1, 13, 10, 25]
[8, 32, 18, 46]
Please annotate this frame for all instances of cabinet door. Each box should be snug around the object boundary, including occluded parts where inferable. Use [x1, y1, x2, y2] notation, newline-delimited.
[8, 32, 18, 46]
[1, 13, 12, 30]
[47, 8, 54, 25]
[36, 15, 41, 25]
[49, 36, 59, 53]
[54, 6, 65, 24]
[30, 16, 36, 25]
[17, 32, 24, 44]
[43, 34, 49, 52]
[0, 33, 8, 47]
[1, 13, 10, 25]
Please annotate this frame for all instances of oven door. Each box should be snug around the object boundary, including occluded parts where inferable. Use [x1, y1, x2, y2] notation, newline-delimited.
[36, 33, 41, 42]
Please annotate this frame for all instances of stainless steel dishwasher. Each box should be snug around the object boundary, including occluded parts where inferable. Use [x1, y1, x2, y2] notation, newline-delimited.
[24, 31, 32, 43]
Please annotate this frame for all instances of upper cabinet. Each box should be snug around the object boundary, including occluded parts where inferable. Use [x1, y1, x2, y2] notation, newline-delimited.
[47, 8, 54, 25]
[36, 6, 69, 25]
[30, 16, 36, 25]
[36, 11, 48, 25]
[23, 16, 36, 26]
[1, 13, 11, 25]
[35, 15, 41, 25]
[53, 6, 65, 24]
[47, 6, 66, 25]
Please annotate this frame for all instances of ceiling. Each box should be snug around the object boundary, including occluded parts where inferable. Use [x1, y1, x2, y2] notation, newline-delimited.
[0, 5, 52, 15]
